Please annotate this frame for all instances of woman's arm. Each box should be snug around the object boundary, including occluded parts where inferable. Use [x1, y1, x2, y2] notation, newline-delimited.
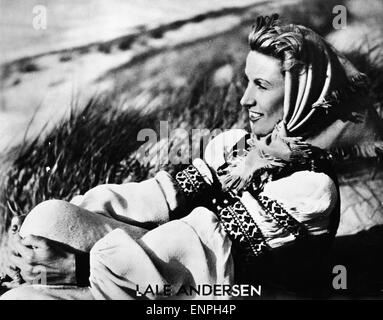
[214, 170, 340, 260]
[64, 129, 246, 226]
[69, 158, 216, 226]
[69, 173, 174, 226]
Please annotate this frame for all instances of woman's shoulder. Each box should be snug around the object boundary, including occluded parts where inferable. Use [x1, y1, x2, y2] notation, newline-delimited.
[204, 129, 249, 171]
[264, 170, 338, 201]
[261, 170, 339, 222]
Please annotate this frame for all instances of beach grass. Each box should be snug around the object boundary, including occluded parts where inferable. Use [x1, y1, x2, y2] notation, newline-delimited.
[0, 54, 248, 232]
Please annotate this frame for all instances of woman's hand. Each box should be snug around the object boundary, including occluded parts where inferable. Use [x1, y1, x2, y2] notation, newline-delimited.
[7, 233, 77, 286]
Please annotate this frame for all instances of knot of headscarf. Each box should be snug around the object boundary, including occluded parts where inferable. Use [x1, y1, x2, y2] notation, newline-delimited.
[220, 24, 370, 192]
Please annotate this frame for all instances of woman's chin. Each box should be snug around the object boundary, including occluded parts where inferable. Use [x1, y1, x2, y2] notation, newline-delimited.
[250, 126, 272, 138]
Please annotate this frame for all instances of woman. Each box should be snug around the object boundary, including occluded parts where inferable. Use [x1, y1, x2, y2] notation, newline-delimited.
[1, 14, 374, 299]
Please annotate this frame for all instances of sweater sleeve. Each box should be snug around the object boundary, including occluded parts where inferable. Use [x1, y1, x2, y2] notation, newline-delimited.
[69, 174, 173, 225]
[204, 130, 339, 251]
[69, 159, 216, 225]
[68, 129, 246, 225]
[260, 170, 339, 236]
[238, 170, 339, 250]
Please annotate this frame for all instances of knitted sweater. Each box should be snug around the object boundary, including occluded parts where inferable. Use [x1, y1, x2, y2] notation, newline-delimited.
[20, 129, 340, 299]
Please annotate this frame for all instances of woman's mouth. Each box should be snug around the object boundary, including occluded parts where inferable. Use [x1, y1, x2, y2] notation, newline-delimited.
[249, 111, 263, 122]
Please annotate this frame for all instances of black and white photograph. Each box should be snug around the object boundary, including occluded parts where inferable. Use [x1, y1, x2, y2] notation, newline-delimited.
[0, 0, 382, 303]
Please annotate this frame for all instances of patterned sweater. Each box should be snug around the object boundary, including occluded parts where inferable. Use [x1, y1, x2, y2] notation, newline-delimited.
[19, 129, 340, 299]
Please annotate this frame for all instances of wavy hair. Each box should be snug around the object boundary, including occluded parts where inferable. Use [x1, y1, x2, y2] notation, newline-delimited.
[248, 14, 305, 72]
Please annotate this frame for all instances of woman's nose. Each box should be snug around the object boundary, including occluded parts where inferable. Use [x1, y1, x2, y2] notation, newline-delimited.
[240, 84, 256, 108]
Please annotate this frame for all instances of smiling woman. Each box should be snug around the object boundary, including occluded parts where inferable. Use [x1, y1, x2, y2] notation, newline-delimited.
[2, 14, 379, 300]
[241, 51, 285, 137]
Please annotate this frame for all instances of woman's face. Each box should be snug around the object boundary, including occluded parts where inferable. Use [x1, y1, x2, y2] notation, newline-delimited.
[241, 51, 285, 137]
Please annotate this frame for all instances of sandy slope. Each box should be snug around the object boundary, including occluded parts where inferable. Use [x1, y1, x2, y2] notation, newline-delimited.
[0, 0, 267, 63]
[0, 0, 294, 153]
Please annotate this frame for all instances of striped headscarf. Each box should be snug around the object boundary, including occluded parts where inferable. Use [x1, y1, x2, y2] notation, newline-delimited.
[220, 16, 378, 192]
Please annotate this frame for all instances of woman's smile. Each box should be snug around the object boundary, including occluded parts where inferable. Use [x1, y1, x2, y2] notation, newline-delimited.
[249, 110, 264, 122]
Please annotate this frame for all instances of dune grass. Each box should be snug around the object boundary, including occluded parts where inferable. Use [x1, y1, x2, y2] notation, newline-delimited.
[0, 54, 248, 233]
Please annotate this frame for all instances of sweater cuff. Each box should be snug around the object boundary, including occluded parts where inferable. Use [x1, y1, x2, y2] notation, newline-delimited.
[154, 159, 217, 220]
[173, 158, 215, 198]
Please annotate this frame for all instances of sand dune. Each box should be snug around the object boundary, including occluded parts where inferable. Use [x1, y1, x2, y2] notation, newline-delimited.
[0, 0, 295, 153]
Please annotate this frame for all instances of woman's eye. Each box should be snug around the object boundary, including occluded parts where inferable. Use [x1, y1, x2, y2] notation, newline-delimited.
[254, 81, 266, 90]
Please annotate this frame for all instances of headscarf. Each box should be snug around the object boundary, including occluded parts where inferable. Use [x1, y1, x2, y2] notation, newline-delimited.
[220, 22, 381, 192]
[282, 25, 368, 137]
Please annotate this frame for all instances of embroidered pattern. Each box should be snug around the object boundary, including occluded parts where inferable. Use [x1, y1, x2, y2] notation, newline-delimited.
[211, 133, 337, 259]
[257, 194, 308, 238]
[174, 164, 208, 198]
[212, 194, 269, 259]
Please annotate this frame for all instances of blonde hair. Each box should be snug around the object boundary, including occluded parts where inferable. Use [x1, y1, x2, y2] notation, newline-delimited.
[248, 14, 305, 72]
